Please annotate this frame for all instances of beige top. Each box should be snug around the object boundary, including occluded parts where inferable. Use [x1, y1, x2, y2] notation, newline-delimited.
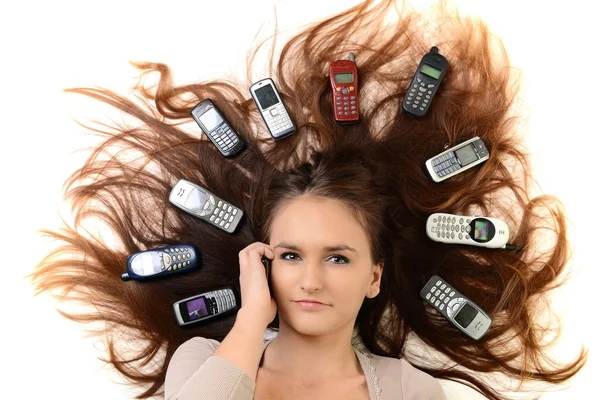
[165, 336, 447, 400]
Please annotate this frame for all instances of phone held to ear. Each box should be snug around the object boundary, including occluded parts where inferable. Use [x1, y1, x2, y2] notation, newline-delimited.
[426, 213, 510, 249]
[169, 179, 244, 233]
[173, 286, 239, 327]
[420, 275, 491, 340]
[250, 78, 296, 140]
[262, 256, 273, 296]
[121, 244, 200, 281]
[190, 99, 245, 157]
[329, 52, 359, 124]
[425, 136, 489, 182]
[402, 46, 448, 118]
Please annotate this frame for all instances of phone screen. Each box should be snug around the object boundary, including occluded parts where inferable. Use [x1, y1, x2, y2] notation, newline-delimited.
[183, 188, 207, 213]
[183, 296, 209, 322]
[255, 85, 279, 110]
[420, 64, 442, 79]
[454, 144, 478, 166]
[198, 108, 223, 132]
[454, 303, 478, 328]
[334, 72, 354, 83]
[474, 220, 490, 240]
[129, 252, 162, 276]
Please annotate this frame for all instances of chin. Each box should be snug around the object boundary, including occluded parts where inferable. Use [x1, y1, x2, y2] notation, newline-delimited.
[280, 307, 337, 336]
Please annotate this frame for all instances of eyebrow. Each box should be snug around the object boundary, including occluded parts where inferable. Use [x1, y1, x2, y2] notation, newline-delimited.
[273, 242, 359, 254]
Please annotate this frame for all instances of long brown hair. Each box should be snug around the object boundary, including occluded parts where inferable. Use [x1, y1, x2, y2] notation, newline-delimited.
[31, 0, 586, 398]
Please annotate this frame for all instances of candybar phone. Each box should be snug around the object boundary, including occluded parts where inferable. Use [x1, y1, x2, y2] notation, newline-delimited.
[190, 99, 245, 157]
[249, 78, 296, 140]
[329, 52, 359, 124]
[169, 179, 244, 233]
[121, 244, 200, 281]
[262, 256, 273, 295]
[425, 136, 489, 182]
[173, 286, 239, 327]
[426, 213, 510, 249]
[402, 46, 448, 118]
[420, 275, 492, 340]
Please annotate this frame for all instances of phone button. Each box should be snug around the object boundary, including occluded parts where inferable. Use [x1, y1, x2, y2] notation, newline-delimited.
[270, 108, 279, 116]
[341, 88, 349, 94]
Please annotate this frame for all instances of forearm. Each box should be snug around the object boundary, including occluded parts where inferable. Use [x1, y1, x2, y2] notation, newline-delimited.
[212, 309, 268, 381]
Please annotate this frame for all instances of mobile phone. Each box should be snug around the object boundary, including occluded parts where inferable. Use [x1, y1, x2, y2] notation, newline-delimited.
[262, 256, 273, 295]
[190, 99, 245, 157]
[249, 78, 296, 140]
[402, 46, 448, 118]
[426, 213, 510, 249]
[420, 275, 492, 340]
[173, 286, 239, 327]
[329, 52, 359, 124]
[425, 136, 489, 182]
[120, 244, 200, 281]
[169, 179, 244, 233]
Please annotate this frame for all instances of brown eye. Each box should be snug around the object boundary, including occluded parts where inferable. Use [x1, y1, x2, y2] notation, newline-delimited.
[328, 255, 349, 264]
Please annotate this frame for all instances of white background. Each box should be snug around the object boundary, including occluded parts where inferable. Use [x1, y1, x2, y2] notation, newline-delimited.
[1, 0, 597, 398]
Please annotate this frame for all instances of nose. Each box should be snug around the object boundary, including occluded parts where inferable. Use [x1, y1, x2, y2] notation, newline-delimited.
[300, 259, 324, 292]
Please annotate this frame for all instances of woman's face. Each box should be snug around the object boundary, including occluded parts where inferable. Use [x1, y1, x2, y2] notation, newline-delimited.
[269, 195, 383, 336]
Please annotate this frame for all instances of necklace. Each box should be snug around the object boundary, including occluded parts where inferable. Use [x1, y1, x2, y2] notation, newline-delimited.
[355, 349, 382, 400]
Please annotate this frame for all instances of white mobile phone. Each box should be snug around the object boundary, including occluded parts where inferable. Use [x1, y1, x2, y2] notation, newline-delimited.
[173, 286, 239, 327]
[249, 78, 296, 140]
[169, 179, 244, 233]
[426, 213, 510, 249]
[420, 275, 492, 340]
[425, 136, 489, 182]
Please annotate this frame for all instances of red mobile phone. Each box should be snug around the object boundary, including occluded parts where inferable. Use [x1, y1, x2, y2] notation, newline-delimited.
[329, 52, 359, 124]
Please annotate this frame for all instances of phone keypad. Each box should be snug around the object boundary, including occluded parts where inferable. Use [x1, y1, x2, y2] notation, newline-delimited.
[430, 214, 472, 241]
[160, 247, 193, 271]
[208, 198, 239, 230]
[405, 78, 435, 111]
[264, 105, 293, 134]
[207, 289, 236, 314]
[334, 90, 358, 116]
[210, 123, 239, 152]
[431, 151, 461, 177]
[424, 278, 462, 315]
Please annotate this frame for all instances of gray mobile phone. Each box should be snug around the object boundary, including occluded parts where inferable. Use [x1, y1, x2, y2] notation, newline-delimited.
[420, 275, 492, 340]
[169, 179, 244, 233]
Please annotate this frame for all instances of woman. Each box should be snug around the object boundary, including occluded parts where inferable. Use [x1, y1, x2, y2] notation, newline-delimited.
[31, 0, 586, 399]
[165, 150, 447, 399]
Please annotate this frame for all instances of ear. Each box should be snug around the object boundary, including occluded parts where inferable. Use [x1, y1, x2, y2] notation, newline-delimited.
[366, 261, 384, 299]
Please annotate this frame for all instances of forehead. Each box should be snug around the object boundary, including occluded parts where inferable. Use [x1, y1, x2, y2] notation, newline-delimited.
[269, 196, 370, 250]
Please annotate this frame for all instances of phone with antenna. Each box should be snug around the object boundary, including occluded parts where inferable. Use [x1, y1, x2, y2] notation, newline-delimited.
[420, 275, 492, 340]
[329, 52, 359, 124]
[173, 286, 239, 327]
[426, 213, 514, 249]
[190, 99, 245, 157]
[169, 179, 244, 233]
[425, 136, 489, 182]
[402, 46, 448, 118]
[121, 244, 200, 281]
[249, 78, 296, 140]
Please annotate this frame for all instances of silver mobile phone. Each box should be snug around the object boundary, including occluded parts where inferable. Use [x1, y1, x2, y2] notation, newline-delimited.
[249, 78, 296, 140]
[191, 99, 245, 157]
[169, 179, 244, 233]
[420, 275, 492, 340]
[173, 286, 239, 327]
[425, 136, 489, 182]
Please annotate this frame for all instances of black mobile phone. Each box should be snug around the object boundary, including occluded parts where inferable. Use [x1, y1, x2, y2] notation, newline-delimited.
[173, 286, 239, 327]
[402, 46, 448, 118]
[191, 99, 245, 157]
[262, 256, 273, 295]
[120, 244, 200, 281]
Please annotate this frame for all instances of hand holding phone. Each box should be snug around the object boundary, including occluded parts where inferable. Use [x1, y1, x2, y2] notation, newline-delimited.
[237, 242, 277, 326]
